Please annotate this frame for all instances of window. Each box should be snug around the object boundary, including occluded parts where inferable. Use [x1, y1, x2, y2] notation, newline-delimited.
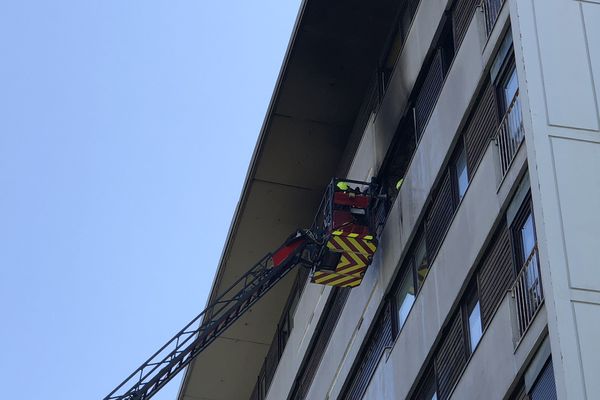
[519, 213, 536, 262]
[414, 14, 456, 138]
[451, 141, 469, 201]
[415, 368, 438, 400]
[527, 351, 557, 400]
[502, 64, 519, 110]
[465, 288, 483, 353]
[396, 267, 416, 328]
[414, 234, 430, 289]
[380, 111, 417, 202]
[423, 371, 438, 400]
[341, 301, 394, 400]
[482, 0, 504, 35]
[519, 211, 539, 294]
[523, 340, 557, 400]
[510, 192, 543, 336]
[529, 359, 557, 399]
[477, 222, 514, 328]
[495, 50, 523, 142]
[492, 31, 519, 116]
[378, 0, 420, 93]
[511, 194, 540, 292]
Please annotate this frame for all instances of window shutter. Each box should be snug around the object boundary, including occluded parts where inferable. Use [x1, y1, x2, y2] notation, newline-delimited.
[290, 288, 350, 400]
[530, 359, 557, 400]
[415, 50, 446, 138]
[425, 170, 456, 259]
[477, 222, 514, 327]
[343, 301, 394, 400]
[464, 81, 500, 177]
[452, 0, 479, 48]
[434, 312, 467, 400]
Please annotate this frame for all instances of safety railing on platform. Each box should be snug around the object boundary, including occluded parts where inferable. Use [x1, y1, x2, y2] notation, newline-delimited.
[512, 245, 543, 340]
[481, 0, 506, 36]
[494, 91, 524, 178]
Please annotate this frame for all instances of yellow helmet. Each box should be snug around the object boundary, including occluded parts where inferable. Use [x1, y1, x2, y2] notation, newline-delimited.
[396, 178, 404, 190]
[336, 181, 349, 191]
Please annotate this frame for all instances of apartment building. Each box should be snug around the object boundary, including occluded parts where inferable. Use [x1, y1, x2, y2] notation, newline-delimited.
[177, 0, 600, 399]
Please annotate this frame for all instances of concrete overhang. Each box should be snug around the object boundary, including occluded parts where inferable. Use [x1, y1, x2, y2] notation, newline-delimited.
[178, 1, 399, 399]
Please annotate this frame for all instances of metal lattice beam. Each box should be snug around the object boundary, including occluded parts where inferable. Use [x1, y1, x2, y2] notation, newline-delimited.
[103, 232, 316, 400]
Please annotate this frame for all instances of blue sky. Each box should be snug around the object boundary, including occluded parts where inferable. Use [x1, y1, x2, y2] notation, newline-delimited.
[0, 1, 301, 399]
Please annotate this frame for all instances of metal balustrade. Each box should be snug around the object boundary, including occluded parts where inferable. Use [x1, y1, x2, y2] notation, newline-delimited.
[494, 92, 524, 178]
[481, 0, 506, 36]
[512, 245, 544, 339]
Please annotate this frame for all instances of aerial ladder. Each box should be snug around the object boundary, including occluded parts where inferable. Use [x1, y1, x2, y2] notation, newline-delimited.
[104, 178, 384, 400]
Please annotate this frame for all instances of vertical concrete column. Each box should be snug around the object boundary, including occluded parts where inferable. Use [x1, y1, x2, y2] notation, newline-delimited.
[509, 0, 600, 399]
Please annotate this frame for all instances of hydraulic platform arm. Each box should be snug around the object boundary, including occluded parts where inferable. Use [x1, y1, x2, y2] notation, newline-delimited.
[103, 230, 317, 400]
[104, 178, 383, 400]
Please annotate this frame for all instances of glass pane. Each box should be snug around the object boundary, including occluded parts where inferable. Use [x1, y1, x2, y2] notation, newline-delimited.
[504, 66, 519, 109]
[519, 212, 540, 295]
[468, 300, 483, 352]
[520, 213, 535, 260]
[397, 270, 416, 328]
[455, 147, 469, 200]
[415, 237, 429, 289]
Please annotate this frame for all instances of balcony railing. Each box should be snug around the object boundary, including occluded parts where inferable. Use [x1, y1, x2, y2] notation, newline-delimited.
[481, 0, 506, 36]
[512, 245, 544, 340]
[494, 91, 524, 178]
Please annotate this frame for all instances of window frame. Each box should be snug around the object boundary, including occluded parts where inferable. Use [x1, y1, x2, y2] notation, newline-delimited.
[494, 50, 518, 119]
[415, 366, 439, 400]
[510, 192, 537, 271]
[413, 231, 430, 291]
[462, 284, 483, 355]
[394, 261, 418, 332]
[450, 137, 469, 203]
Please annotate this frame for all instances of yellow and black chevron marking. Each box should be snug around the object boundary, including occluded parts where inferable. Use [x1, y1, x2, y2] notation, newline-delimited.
[310, 234, 378, 288]
[333, 252, 369, 277]
[326, 235, 377, 257]
[311, 270, 364, 288]
[332, 230, 374, 241]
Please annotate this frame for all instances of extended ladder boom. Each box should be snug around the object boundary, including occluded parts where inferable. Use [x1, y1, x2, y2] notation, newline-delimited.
[104, 178, 382, 400]
[104, 230, 316, 400]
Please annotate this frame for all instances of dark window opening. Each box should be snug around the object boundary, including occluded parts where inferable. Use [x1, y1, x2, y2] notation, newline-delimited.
[379, 111, 417, 204]
[414, 367, 439, 400]
[379, 0, 422, 93]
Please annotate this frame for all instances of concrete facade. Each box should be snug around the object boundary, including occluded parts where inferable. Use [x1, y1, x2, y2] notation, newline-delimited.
[179, 0, 599, 399]
[511, 0, 600, 399]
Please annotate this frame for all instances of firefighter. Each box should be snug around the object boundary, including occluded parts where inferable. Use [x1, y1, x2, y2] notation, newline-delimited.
[336, 181, 361, 194]
[336, 181, 350, 191]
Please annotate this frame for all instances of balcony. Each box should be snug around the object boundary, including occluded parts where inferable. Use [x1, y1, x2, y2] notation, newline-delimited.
[494, 91, 524, 179]
[481, 0, 506, 36]
[511, 245, 544, 341]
